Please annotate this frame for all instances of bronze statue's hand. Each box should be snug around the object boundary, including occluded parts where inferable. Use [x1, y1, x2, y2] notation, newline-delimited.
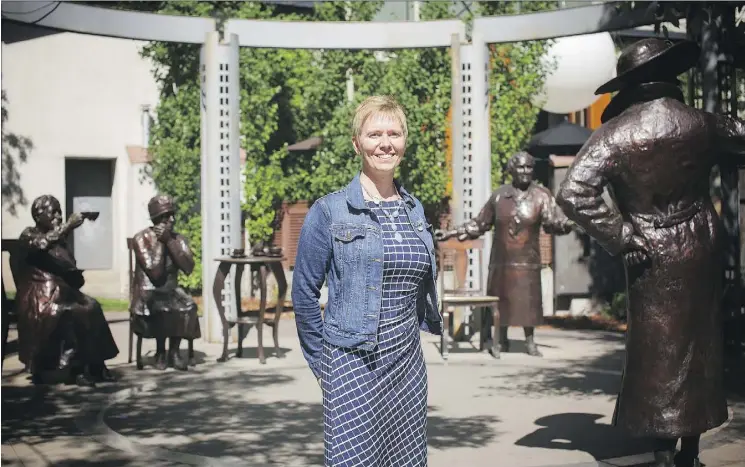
[159, 228, 172, 242]
[434, 229, 452, 242]
[623, 235, 650, 266]
[44, 229, 63, 246]
[67, 212, 85, 229]
[152, 224, 166, 239]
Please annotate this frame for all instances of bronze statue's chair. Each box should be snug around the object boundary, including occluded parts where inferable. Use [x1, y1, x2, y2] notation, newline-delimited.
[126, 238, 194, 369]
[436, 238, 500, 360]
[1, 239, 24, 366]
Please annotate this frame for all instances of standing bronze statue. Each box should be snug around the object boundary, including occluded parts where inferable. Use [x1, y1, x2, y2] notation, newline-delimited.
[435, 152, 574, 356]
[556, 39, 745, 467]
[131, 195, 200, 371]
[16, 195, 119, 386]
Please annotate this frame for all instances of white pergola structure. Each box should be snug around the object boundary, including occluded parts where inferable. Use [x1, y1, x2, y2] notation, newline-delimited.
[2, 1, 662, 342]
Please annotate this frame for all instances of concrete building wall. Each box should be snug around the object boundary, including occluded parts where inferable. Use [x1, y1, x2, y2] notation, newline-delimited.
[2, 31, 160, 298]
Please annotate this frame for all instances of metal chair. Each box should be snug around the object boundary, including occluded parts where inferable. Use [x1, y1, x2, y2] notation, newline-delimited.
[436, 238, 500, 360]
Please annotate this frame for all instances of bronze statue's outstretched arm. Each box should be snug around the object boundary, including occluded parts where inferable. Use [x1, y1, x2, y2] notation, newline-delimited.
[19, 213, 84, 252]
[19, 227, 58, 252]
[540, 190, 575, 235]
[165, 234, 195, 275]
[436, 196, 496, 242]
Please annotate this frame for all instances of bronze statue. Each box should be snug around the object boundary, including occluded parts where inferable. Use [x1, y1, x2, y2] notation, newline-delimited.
[131, 195, 200, 371]
[16, 195, 118, 386]
[436, 152, 574, 356]
[556, 38, 745, 467]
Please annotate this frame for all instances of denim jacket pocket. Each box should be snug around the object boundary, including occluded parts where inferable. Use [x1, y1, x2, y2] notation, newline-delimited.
[330, 223, 367, 263]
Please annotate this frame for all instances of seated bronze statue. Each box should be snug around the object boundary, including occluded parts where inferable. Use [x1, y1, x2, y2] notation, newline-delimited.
[131, 195, 200, 371]
[16, 195, 119, 386]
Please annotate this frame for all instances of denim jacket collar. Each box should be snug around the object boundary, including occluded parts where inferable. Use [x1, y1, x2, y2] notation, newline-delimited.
[345, 172, 416, 210]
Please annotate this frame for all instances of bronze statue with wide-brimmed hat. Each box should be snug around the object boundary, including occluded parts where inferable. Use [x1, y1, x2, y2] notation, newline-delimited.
[131, 194, 201, 371]
[556, 38, 745, 467]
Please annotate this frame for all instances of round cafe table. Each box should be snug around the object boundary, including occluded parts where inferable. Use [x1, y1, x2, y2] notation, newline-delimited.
[212, 255, 288, 364]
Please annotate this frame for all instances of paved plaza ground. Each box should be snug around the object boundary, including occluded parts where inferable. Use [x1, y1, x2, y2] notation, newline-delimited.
[2, 312, 744, 467]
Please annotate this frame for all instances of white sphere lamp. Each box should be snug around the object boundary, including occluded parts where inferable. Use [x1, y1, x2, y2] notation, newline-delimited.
[533, 32, 618, 114]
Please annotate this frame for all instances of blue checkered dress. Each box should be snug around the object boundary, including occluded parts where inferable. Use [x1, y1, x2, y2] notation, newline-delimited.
[321, 200, 431, 467]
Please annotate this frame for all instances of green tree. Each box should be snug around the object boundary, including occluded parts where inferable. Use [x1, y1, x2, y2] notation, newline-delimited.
[2, 90, 34, 215]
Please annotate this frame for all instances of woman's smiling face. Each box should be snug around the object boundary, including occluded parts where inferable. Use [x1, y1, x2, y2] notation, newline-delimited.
[353, 112, 406, 176]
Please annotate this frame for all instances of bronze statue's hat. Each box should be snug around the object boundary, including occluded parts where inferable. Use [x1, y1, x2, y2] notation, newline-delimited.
[595, 38, 700, 95]
[148, 194, 175, 220]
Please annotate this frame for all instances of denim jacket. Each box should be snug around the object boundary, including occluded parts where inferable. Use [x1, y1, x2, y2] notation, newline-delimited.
[291, 173, 442, 378]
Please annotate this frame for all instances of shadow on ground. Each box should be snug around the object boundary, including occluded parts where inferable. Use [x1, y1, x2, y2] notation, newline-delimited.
[427, 405, 500, 450]
[515, 412, 654, 460]
[3, 361, 501, 466]
[477, 332, 626, 398]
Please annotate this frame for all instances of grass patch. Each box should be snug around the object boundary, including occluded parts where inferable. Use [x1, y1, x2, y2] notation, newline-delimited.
[98, 298, 129, 312]
[539, 314, 627, 333]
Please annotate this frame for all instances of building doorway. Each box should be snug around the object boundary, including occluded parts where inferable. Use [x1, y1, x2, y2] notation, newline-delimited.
[64, 158, 115, 270]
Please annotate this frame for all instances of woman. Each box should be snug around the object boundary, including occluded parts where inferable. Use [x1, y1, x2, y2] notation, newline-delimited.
[292, 95, 442, 467]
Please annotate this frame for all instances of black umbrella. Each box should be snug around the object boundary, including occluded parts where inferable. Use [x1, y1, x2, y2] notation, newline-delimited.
[527, 120, 593, 159]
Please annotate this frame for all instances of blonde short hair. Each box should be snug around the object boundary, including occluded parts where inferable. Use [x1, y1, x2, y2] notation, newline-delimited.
[352, 95, 408, 140]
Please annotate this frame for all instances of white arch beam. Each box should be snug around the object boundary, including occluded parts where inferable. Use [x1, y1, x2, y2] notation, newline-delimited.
[224, 18, 464, 49]
[3, 2, 664, 48]
[472, 3, 661, 43]
[1, 1, 215, 44]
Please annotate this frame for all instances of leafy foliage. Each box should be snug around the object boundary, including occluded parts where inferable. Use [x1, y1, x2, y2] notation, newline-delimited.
[129, 0, 555, 290]
[1, 90, 34, 216]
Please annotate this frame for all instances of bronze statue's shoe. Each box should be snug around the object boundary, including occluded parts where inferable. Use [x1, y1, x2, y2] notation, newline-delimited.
[31, 372, 46, 385]
[526, 343, 543, 357]
[654, 451, 675, 467]
[96, 365, 116, 382]
[154, 352, 168, 371]
[170, 351, 188, 371]
[674, 453, 702, 467]
[75, 373, 96, 387]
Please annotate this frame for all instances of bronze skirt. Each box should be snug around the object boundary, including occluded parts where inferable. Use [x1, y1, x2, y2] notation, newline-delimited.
[132, 287, 201, 340]
[488, 263, 543, 327]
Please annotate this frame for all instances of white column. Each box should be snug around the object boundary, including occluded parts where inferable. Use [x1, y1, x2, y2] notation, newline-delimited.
[452, 43, 470, 230]
[201, 31, 241, 342]
[468, 33, 492, 294]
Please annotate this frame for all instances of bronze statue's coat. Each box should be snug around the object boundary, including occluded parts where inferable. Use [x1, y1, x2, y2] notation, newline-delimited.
[557, 92, 745, 437]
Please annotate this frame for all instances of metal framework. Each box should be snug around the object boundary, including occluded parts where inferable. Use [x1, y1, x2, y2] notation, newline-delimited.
[690, 4, 745, 377]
